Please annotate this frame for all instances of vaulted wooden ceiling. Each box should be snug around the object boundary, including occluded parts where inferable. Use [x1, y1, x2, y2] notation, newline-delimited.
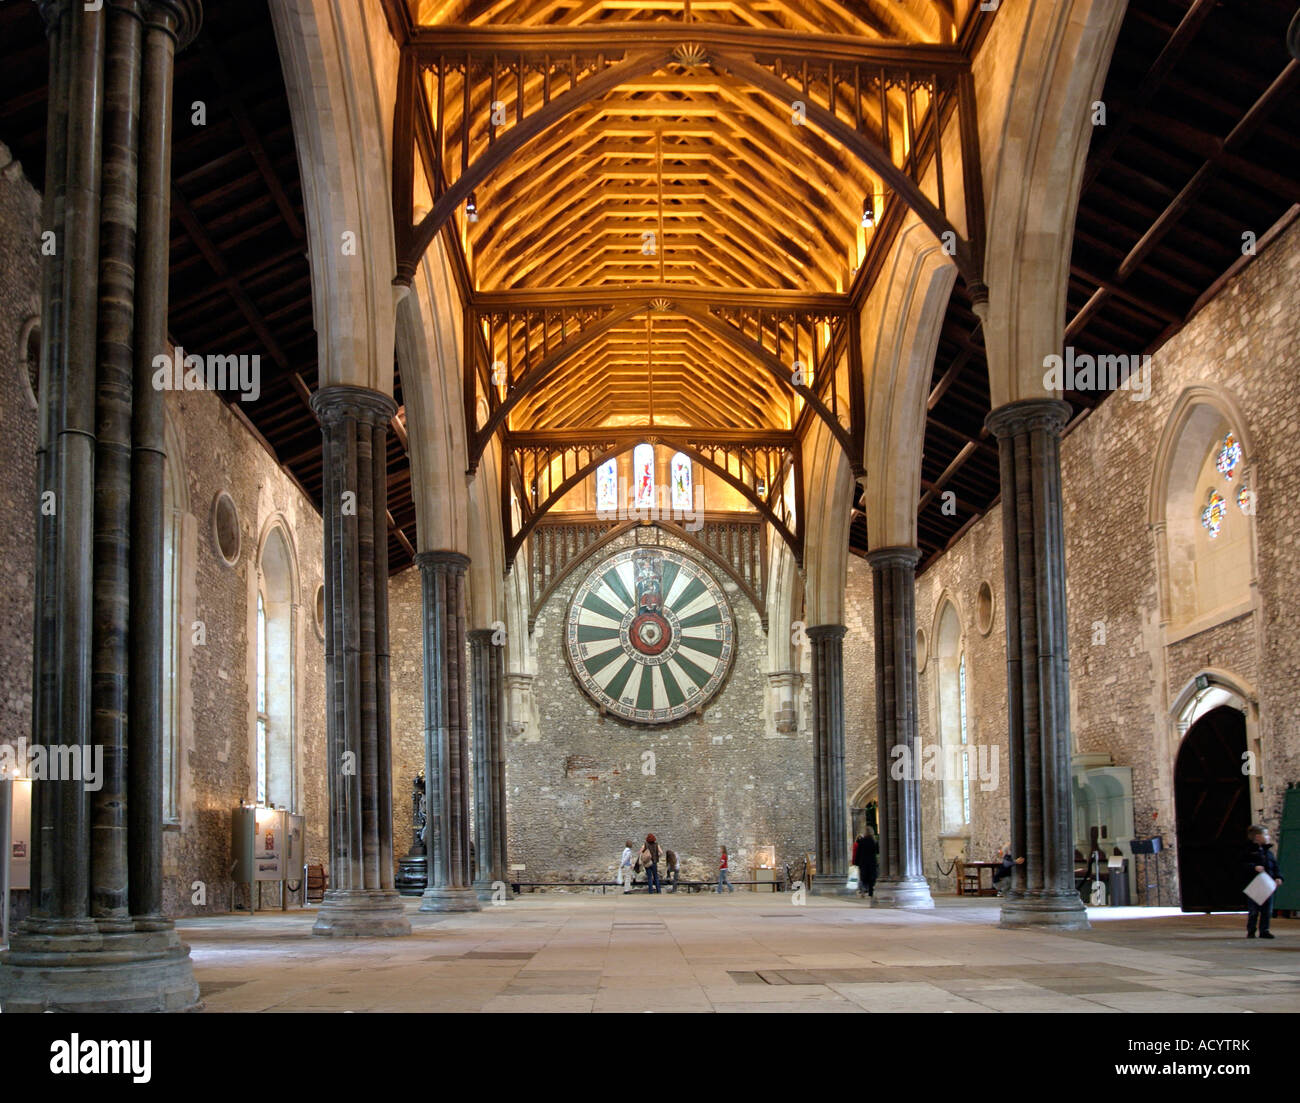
[395, 0, 987, 439]
[2, 0, 1293, 579]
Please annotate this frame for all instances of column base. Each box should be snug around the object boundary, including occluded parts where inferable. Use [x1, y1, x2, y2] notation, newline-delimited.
[419, 885, 482, 913]
[872, 878, 935, 909]
[0, 920, 200, 1013]
[312, 889, 412, 937]
[473, 879, 506, 903]
[810, 876, 855, 897]
[998, 891, 1091, 930]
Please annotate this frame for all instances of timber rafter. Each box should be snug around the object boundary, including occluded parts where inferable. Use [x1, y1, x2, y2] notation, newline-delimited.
[389, 0, 992, 574]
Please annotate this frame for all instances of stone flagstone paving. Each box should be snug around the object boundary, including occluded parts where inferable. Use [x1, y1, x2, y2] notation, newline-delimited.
[179, 894, 1300, 1013]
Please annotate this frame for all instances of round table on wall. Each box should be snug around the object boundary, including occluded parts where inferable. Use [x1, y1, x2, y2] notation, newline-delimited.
[564, 546, 735, 724]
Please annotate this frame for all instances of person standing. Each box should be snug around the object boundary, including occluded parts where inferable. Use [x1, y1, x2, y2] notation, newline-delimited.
[853, 828, 879, 898]
[717, 846, 735, 893]
[1244, 825, 1284, 939]
[665, 848, 680, 893]
[641, 834, 662, 894]
[620, 839, 636, 894]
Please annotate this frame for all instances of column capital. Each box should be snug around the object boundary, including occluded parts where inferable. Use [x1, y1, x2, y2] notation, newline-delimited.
[415, 550, 471, 573]
[805, 623, 847, 641]
[865, 545, 921, 571]
[145, 1, 204, 49]
[467, 626, 496, 645]
[984, 397, 1072, 441]
[311, 384, 398, 427]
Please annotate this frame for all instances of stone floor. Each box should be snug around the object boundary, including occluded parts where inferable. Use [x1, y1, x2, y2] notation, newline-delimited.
[180, 893, 1300, 1013]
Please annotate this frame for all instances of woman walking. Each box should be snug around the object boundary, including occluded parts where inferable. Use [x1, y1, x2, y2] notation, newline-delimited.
[717, 846, 735, 893]
[641, 834, 662, 894]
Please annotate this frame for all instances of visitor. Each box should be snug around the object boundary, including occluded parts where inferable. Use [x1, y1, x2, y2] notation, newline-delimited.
[853, 828, 878, 897]
[717, 846, 735, 893]
[665, 847, 680, 892]
[1244, 824, 1283, 939]
[620, 839, 636, 894]
[641, 833, 662, 894]
[992, 843, 1024, 896]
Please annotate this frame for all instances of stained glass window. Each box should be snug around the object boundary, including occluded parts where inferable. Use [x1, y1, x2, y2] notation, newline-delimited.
[1201, 489, 1226, 538]
[595, 458, 618, 512]
[670, 452, 692, 511]
[1216, 432, 1242, 479]
[1237, 485, 1253, 514]
[634, 443, 655, 509]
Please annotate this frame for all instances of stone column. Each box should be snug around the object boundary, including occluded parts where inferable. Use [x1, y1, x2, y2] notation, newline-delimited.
[867, 547, 934, 908]
[469, 628, 507, 900]
[986, 400, 1088, 929]
[808, 625, 850, 893]
[0, 0, 203, 1013]
[310, 386, 409, 937]
[417, 553, 480, 912]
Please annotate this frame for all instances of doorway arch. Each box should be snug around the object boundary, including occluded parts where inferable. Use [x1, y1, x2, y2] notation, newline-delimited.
[1174, 705, 1251, 913]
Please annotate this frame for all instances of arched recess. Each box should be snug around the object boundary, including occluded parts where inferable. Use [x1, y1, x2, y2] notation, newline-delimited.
[161, 405, 194, 826]
[255, 518, 301, 811]
[978, 0, 1127, 406]
[1168, 667, 1263, 824]
[801, 413, 854, 626]
[766, 535, 804, 674]
[860, 218, 957, 551]
[270, 0, 401, 392]
[1147, 384, 1257, 639]
[507, 439, 799, 567]
[930, 596, 970, 836]
[850, 776, 879, 840]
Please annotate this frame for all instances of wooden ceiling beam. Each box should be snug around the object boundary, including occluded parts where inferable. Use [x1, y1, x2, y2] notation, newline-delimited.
[408, 26, 968, 69]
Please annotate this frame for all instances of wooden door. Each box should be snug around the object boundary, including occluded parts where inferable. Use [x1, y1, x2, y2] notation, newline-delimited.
[1174, 705, 1251, 912]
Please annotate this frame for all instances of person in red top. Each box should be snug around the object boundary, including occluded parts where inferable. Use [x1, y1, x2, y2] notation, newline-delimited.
[716, 846, 735, 893]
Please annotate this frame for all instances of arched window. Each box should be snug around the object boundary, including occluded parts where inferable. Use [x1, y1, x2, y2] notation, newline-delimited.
[161, 411, 189, 825]
[670, 451, 692, 511]
[633, 443, 655, 509]
[256, 592, 268, 804]
[935, 602, 970, 832]
[595, 457, 618, 512]
[257, 525, 298, 809]
[1153, 396, 1254, 631]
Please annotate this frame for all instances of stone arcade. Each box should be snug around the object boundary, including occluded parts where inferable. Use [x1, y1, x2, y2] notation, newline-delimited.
[0, 0, 1297, 1013]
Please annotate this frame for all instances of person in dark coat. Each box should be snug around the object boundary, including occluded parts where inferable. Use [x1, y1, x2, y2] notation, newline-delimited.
[641, 834, 662, 894]
[1243, 825, 1283, 939]
[853, 827, 879, 897]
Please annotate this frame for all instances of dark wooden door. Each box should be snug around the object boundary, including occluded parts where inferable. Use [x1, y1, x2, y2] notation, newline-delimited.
[1174, 705, 1251, 912]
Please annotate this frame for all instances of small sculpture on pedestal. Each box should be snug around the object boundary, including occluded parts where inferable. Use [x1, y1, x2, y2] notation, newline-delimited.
[395, 771, 428, 895]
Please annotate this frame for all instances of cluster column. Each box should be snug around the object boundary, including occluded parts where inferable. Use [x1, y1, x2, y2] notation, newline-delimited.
[808, 625, 850, 892]
[417, 553, 480, 912]
[311, 386, 410, 937]
[469, 628, 508, 900]
[0, 0, 203, 1012]
[986, 400, 1088, 929]
[867, 547, 934, 908]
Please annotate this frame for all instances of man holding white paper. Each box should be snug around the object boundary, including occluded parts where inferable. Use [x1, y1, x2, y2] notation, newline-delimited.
[1243, 825, 1283, 939]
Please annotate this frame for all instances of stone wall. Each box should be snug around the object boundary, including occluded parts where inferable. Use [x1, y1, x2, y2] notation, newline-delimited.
[0, 148, 328, 920]
[844, 217, 1300, 901]
[517, 526, 814, 883]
